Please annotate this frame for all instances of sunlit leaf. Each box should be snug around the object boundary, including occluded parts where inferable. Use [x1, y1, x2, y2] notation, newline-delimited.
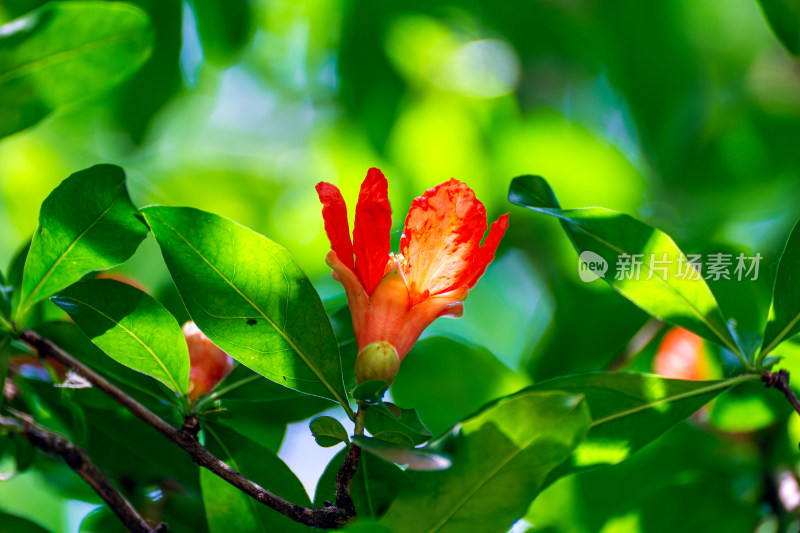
[760, 218, 800, 361]
[522, 371, 759, 480]
[0, 2, 154, 138]
[310, 415, 349, 447]
[509, 175, 739, 355]
[142, 206, 350, 413]
[52, 278, 189, 397]
[380, 391, 590, 533]
[758, 0, 800, 55]
[17, 165, 149, 318]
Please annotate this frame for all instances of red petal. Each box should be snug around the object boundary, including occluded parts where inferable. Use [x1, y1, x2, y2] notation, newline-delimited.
[316, 182, 355, 272]
[353, 168, 392, 295]
[462, 213, 509, 289]
[400, 179, 489, 304]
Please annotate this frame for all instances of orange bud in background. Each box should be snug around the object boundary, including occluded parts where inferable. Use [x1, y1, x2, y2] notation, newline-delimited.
[182, 321, 234, 401]
[354, 341, 400, 386]
[653, 327, 711, 381]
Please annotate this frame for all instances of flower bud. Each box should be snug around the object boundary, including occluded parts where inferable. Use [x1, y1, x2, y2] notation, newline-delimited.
[654, 327, 710, 381]
[183, 321, 234, 401]
[354, 341, 400, 386]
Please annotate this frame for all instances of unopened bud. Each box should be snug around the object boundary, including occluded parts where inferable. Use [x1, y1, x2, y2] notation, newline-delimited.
[183, 321, 235, 401]
[354, 341, 400, 386]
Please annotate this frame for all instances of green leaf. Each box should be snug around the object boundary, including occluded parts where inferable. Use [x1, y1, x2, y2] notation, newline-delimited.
[353, 436, 452, 471]
[365, 403, 432, 446]
[380, 391, 591, 533]
[0, 511, 51, 533]
[17, 165, 149, 318]
[352, 379, 389, 403]
[758, 0, 800, 56]
[0, 270, 11, 320]
[760, 218, 800, 362]
[522, 371, 758, 478]
[0, 1, 154, 138]
[141, 206, 350, 413]
[202, 423, 311, 533]
[508, 175, 739, 356]
[310, 415, 349, 447]
[52, 278, 189, 397]
[390, 336, 528, 435]
[0, 336, 9, 408]
[314, 447, 409, 520]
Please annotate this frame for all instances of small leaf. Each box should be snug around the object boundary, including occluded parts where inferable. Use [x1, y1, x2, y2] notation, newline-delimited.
[0, 2, 154, 138]
[17, 165, 149, 318]
[142, 206, 350, 413]
[52, 278, 189, 397]
[352, 379, 389, 403]
[365, 402, 432, 446]
[509, 175, 739, 355]
[760, 218, 800, 361]
[522, 371, 758, 480]
[310, 415, 349, 447]
[757, 0, 800, 56]
[380, 391, 591, 533]
[353, 436, 452, 471]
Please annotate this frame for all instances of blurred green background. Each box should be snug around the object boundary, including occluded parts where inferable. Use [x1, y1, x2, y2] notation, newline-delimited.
[2, 0, 800, 531]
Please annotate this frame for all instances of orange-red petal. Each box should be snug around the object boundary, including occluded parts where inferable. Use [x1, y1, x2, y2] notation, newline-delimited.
[462, 213, 510, 289]
[400, 179, 488, 304]
[316, 182, 355, 272]
[353, 168, 392, 295]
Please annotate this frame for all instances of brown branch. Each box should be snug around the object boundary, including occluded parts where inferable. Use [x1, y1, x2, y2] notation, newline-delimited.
[763, 370, 800, 449]
[20, 329, 358, 529]
[0, 413, 164, 533]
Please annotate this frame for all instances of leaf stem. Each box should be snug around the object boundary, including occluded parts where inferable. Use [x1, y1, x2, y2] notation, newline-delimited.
[19, 329, 356, 529]
[762, 369, 800, 437]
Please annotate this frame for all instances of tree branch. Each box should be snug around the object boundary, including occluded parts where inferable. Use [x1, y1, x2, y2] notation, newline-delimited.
[19, 329, 358, 529]
[0, 412, 164, 533]
[763, 369, 800, 448]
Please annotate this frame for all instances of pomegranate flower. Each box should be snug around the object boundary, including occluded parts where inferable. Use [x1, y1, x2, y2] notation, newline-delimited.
[316, 168, 509, 364]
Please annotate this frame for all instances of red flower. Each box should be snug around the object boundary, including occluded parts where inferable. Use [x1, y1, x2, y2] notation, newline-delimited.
[316, 168, 508, 361]
[653, 327, 711, 381]
[183, 321, 235, 401]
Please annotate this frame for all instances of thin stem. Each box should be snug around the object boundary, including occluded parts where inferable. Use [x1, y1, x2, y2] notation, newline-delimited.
[605, 317, 664, 371]
[333, 405, 366, 516]
[0, 412, 164, 533]
[763, 369, 800, 426]
[19, 329, 355, 529]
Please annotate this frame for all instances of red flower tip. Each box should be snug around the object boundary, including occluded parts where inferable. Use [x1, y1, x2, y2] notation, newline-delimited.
[183, 321, 235, 401]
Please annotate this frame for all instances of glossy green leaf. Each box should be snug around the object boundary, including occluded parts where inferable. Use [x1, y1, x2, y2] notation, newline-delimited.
[52, 278, 189, 397]
[758, 0, 800, 55]
[509, 175, 739, 355]
[202, 363, 305, 403]
[314, 447, 409, 520]
[0, 511, 51, 533]
[0, 270, 11, 319]
[142, 206, 350, 413]
[760, 217, 800, 361]
[380, 391, 591, 533]
[310, 415, 349, 447]
[202, 423, 311, 532]
[353, 436, 452, 471]
[17, 165, 149, 318]
[0, 2, 154, 138]
[365, 403, 432, 446]
[522, 371, 759, 478]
